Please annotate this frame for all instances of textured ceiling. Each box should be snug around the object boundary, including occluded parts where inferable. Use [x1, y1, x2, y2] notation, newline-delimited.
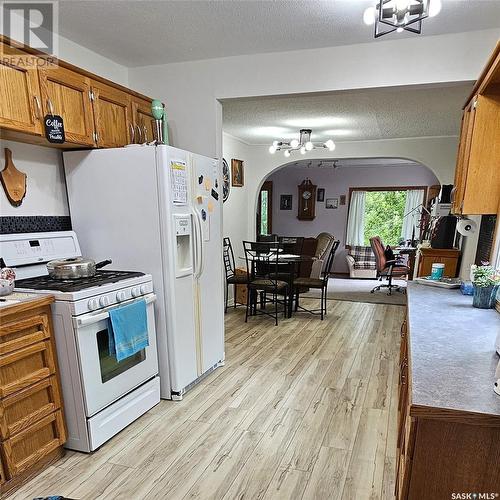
[222, 83, 472, 144]
[57, 0, 500, 66]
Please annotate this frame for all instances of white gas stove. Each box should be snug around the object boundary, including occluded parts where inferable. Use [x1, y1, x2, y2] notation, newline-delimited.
[0, 231, 160, 452]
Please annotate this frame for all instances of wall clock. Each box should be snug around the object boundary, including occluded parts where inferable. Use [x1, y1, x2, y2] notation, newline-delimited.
[297, 179, 317, 220]
[222, 158, 230, 202]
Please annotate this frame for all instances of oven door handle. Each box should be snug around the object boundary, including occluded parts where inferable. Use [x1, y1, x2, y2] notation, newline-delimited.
[74, 293, 157, 328]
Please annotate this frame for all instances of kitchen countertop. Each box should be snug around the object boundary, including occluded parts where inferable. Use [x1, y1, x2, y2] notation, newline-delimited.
[407, 282, 500, 417]
[0, 292, 54, 314]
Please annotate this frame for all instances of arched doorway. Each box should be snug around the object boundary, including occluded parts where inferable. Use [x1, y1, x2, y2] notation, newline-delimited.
[255, 157, 440, 274]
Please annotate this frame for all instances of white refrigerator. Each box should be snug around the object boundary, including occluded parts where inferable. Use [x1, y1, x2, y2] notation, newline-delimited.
[63, 145, 225, 399]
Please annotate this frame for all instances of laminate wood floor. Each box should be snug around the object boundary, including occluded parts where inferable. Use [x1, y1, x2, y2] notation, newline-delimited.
[8, 299, 403, 500]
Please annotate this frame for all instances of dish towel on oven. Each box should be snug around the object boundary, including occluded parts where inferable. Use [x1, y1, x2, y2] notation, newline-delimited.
[108, 299, 149, 362]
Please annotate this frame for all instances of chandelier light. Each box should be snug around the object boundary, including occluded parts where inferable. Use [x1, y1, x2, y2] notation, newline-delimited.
[268, 129, 336, 157]
[363, 0, 442, 38]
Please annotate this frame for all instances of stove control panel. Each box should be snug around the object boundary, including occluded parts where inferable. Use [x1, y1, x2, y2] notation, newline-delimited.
[0, 231, 81, 267]
[85, 282, 153, 312]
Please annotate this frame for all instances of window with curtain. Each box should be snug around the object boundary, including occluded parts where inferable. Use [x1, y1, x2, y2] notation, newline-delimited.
[400, 189, 425, 241]
[346, 190, 366, 246]
[347, 187, 426, 247]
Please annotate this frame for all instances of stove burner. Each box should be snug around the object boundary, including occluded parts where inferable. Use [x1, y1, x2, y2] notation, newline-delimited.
[15, 270, 145, 292]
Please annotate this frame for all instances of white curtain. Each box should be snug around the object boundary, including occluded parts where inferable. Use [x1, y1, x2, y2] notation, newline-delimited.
[346, 191, 366, 246]
[401, 189, 425, 241]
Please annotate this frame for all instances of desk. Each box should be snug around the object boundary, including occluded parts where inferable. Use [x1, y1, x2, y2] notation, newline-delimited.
[415, 247, 460, 278]
[395, 247, 417, 280]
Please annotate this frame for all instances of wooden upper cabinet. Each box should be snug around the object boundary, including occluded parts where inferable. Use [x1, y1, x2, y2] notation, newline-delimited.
[91, 82, 131, 148]
[38, 66, 95, 146]
[0, 36, 160, 150]
[452, 100, 476, 214]
[131, 98, 155, 144]
[452, 42, 500, 216]
[0, 44, 43, 136]
[453, 94, 500, 215]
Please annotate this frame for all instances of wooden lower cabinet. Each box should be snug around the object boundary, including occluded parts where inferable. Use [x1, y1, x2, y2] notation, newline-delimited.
[396, 312, 500, 499]
[416, 247, 460, 278]
[0, 296, 66, 496]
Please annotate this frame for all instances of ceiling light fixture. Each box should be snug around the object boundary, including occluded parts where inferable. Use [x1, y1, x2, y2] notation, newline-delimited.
[269, 129, 336, 157]
[363, 0, 441, 38]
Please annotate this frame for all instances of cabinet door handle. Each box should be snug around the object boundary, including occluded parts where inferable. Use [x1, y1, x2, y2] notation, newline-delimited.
[129, 123, 135, 143]
[143, 124, 148, 142]
[47, 98, 55, 116]
[450, 186, 456, 203]
[135, 124, 142, 143]
[33, 96, 42, 119]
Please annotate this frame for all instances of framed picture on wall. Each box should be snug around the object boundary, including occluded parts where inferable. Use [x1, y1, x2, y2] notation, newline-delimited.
[231, 159, 244, 187]
[326, 198, 339, 209]
[280, 194, 292, 210]
[317, 188, 325, 202]
[339, 194, 346, 206]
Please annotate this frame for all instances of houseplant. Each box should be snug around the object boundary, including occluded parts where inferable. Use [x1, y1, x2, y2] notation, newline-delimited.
[471, 264, 500, 309]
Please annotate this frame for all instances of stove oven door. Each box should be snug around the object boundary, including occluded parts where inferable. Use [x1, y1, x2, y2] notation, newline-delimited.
[73, 294, 159, 417]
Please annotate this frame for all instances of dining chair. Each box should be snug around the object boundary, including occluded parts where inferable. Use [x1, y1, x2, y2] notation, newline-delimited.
[223, 237, 248, 313]
[369, 236, 409, 295]
[292, 240, 340, 320]
[243, 241, 288, 326]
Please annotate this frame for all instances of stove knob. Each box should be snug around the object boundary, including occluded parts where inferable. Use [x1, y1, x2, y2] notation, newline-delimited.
[88, 298, 98, 311]
[131, 287, 140, 298]
[99, 296, 110, 307]
[140, 285, 148, 295]
[116, 291, 126, 302]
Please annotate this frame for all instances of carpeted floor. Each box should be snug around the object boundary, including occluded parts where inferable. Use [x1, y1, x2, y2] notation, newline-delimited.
[303, 277, 407, 306]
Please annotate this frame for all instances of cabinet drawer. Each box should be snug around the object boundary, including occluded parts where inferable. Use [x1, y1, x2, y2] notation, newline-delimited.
[2, 410, 65, 477]
[0, 341, 55, 398]
[0, 376, 62, 439]
[0, 313, 51, 356]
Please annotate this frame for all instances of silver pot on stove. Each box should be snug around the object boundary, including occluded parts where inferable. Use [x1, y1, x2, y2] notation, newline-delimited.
[47, 257, 112, 280]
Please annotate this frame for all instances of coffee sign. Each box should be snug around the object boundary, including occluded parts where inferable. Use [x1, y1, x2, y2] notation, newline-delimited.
[44, 115, 65, 143]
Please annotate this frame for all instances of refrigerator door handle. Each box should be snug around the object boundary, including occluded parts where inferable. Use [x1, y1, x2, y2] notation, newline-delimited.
[195, 210, 204, 278]
[191, 210, 199, 276]
[191, 208, 203, 278]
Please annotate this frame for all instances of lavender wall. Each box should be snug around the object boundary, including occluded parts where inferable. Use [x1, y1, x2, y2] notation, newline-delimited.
[266, 164, 439, 273]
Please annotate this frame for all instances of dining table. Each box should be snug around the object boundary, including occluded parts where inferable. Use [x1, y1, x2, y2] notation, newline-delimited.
[239, 253, 314, 318]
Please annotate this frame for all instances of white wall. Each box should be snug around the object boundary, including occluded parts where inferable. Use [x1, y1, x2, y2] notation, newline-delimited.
[0, 139, 68, 216]
[222, 133, 255, 304]
[58, 35, 129, 86]
[222, 133, 253, 256]
[0, 35, 129, 219]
